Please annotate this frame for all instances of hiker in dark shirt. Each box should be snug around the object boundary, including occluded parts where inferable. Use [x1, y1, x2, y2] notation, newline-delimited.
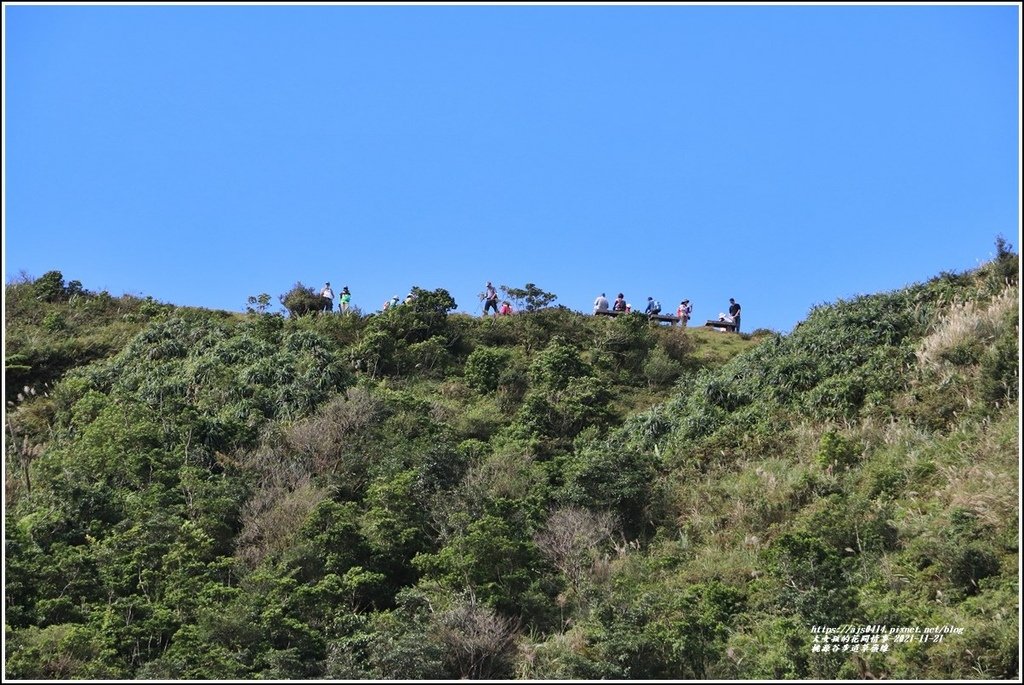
[613, 293, 627, 312]
[483, 282, 499, 317]
[728, 298, 741, 332]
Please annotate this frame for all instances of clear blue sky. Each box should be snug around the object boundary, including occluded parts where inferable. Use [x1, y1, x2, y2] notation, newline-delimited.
[4, 3, 1020, 332]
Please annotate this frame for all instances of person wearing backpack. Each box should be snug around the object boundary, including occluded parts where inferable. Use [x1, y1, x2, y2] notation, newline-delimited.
[645, 296, 661, 320]
[676, 299, 692, 326]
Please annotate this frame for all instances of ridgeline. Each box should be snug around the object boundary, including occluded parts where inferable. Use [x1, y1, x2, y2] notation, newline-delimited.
[3, 251, 1019, 680]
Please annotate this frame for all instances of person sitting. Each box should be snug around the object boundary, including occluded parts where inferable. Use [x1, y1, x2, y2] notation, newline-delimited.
[613, 293, 627, 312]
[593, 292, 610, 313]
[714, 313, 735, 332]
[499, 301, 514, 316]
[645, 296, 662, 320]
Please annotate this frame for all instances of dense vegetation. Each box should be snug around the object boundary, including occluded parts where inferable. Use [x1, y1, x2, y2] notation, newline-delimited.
[4, 250, 1019, 680]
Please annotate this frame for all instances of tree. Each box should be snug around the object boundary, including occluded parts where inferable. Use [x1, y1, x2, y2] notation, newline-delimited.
[431, 594, 520, 679]
[246, 293, 272, 314]
[534, 507, 615, 596]
[500, 283, 557, 312]
[33, 270, 67, 302]
[279, 283, 324, 317]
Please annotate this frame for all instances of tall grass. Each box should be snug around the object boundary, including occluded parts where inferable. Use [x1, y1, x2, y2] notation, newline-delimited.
[916, 283, 1018, 371]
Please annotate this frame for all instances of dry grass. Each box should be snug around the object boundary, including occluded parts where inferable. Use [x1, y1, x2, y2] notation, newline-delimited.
[235, 475, 326, 568]
[934, 407, 1019, 529]
[916, 283, 1018, 370]
[887, 402, 1018, 545]
[682, 541, 762, 585]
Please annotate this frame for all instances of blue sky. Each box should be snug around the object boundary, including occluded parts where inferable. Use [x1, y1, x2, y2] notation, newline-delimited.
[4, 3, 1020, 332]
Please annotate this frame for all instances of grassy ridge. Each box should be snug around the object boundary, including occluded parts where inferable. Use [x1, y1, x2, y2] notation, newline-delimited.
[3, 256, 1018, 680]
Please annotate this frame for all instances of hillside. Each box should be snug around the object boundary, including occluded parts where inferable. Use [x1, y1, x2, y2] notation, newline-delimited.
[3, 253, 1019, 680]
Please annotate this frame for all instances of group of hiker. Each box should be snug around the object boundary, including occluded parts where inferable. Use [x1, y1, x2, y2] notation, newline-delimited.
[593, 293, 742, 332]
[319, 283, 420, 313]
[318, 279, 741, 332]
[318, 282, 352, 313]
[382, 292, 421, 310]
[482, 282, 516, 316]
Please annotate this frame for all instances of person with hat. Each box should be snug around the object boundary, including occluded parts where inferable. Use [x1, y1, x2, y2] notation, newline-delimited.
[676, 299, 692, 327]
[645, 296, 662, 320]
[482, 281, 499, 317]
[320, 282, 334, 313]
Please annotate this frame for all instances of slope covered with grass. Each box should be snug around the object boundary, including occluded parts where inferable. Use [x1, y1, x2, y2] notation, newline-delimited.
[3, 254, 1018, 680]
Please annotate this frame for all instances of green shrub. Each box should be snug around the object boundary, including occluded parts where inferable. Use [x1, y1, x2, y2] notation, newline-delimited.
[351, 329, 400, 377]
[367, 287, 457, 346]
[815, 431, 859, 471]
[530, 337, 590, 390]
[717, 616, 809, 679]
[404, 336, 451, 376]
[4, 623, 125, 679]
[464, 346, 514, 393]
[643, 347, 683, 388]
[656, 327, 696, 363]
[280, 282, 325, 317]
[977, 309, 1019, 406]
[41, 311, 67, 332]
[559, 445, 657, 537]
[33, 271, 67, 303]
[594, 312, 655, 374]
[760, 531, 856, 626]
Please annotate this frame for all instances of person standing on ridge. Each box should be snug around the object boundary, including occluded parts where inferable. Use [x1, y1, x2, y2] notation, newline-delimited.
[320, 282, 334, 313]
[728, 298, 742, 332]
[339, 286, 352, 313]
[483, 281, 499, 317]
[593, 292, 609, 313]
[677, 299, 692, 327]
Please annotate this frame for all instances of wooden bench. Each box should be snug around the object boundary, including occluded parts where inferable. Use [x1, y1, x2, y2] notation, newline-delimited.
[705, 319, 737, 333]
[594, 309, 680, 325]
